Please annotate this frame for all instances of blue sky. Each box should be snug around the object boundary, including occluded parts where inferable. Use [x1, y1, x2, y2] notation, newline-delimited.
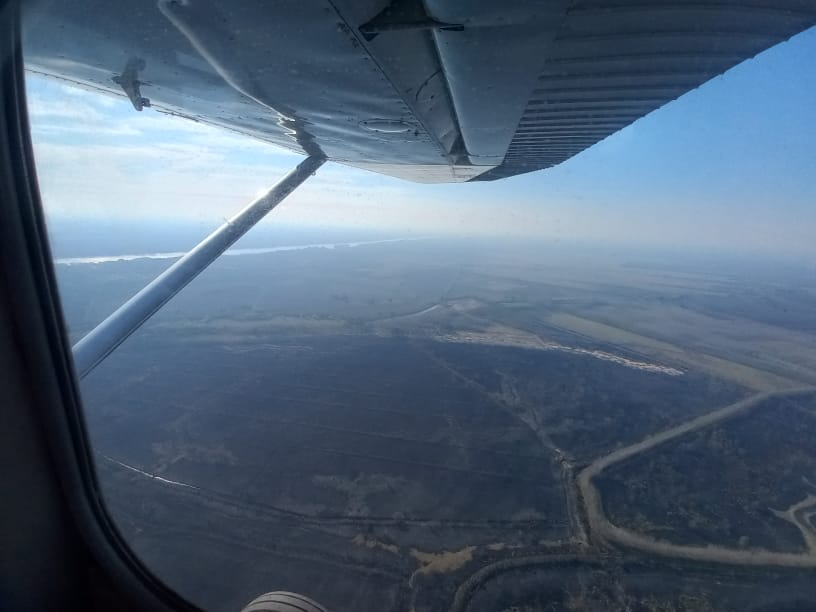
[26, 26, 816, 257]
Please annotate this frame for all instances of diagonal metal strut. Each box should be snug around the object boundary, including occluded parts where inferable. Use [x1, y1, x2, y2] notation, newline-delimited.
[72, 155, 326, 380]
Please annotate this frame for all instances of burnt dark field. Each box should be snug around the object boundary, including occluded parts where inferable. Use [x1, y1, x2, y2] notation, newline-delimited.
[84, 334, 565, 525]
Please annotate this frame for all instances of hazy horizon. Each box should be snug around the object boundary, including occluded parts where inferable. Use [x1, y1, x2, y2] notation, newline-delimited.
[41, 216, 816, 270]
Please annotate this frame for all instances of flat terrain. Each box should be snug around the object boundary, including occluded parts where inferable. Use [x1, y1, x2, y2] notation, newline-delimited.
[86, 334, 566, 526]
[61, 238, 816, 611]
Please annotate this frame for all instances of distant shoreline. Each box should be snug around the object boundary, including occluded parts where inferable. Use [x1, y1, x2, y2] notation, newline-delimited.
[54, 237, 426, 265]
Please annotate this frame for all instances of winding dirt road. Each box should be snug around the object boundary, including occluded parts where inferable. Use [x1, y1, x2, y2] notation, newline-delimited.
[578, 387, 816, 567]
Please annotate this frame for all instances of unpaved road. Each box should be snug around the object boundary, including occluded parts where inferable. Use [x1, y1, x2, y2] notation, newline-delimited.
[578, 387, 816, 567]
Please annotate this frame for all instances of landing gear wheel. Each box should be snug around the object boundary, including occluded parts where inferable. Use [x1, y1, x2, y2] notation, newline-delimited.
[241, 591, 329, 612]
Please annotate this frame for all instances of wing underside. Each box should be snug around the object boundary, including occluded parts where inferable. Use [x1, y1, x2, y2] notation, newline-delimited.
[22, 0, 816, 183]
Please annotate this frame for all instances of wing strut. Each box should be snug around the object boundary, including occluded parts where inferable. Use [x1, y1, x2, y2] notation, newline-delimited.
[72, 154, 326, 380]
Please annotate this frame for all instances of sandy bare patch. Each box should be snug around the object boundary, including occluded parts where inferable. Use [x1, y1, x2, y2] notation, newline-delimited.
[411, 546, 477, 575]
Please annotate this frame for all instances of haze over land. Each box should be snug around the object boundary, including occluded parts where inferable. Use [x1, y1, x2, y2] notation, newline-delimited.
[50, 224, 816, 611]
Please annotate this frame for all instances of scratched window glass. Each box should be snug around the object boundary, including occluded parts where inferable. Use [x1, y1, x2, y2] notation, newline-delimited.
[22, 3, 816, 612]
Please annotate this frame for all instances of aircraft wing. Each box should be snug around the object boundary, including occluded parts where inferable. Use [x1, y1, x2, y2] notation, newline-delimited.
[21, 0, 816, 183]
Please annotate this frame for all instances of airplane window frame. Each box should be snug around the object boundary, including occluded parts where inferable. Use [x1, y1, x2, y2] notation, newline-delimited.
[9, 0, 816, 609]
[0, 6, 198, 611]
